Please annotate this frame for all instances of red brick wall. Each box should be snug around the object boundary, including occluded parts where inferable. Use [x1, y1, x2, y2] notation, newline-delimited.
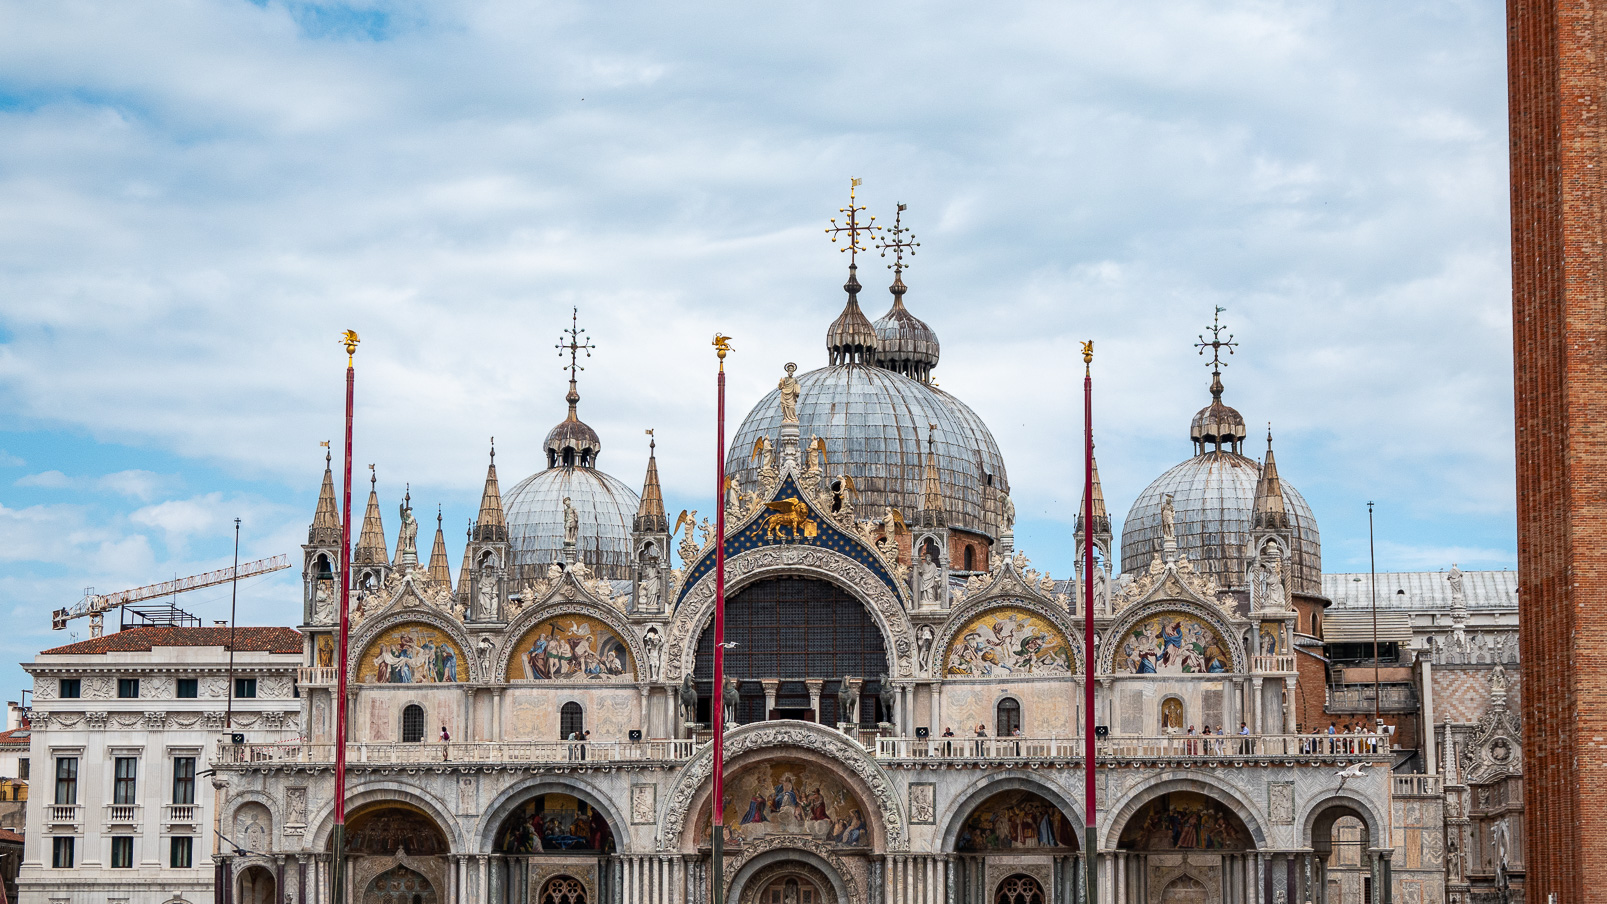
[1294, 648, 1330, 732]
[1509, 1, 1604, 897]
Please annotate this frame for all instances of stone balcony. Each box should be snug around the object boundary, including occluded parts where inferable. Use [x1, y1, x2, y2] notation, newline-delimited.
[872, 733, 1392, 766]
[215, 738, 698, 768]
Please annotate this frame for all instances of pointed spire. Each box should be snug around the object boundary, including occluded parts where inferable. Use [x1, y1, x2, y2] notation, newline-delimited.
[308, 448, 341, 545]
[635, 431, 668, 533]
[1077, 453, 1111, 537]
[457, 521, 474, 597]
[1252, 426, 1289, 530]
[428, 506, 453, 589]
[474, 439, 508, 542]
[918, 424, 947, 529]
[353, 467, 388, 565]
[392, 484, 415, 567]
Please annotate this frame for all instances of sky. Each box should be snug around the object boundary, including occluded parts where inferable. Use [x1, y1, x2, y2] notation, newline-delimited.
[0, 1, 1512, 699]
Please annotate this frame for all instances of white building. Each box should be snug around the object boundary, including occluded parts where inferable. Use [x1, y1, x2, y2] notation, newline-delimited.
[17, 625, 302, 904]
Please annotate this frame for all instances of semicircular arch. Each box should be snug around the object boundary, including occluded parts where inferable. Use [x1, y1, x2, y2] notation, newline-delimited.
[478, 775, 636, 856]
[659, 720, 906, 853]
[1299, 791, 1385, 850]
[1101, 774, 1268, 851]
[348, 610, 477, 685]
[1098, 600, 1247, 675]
[497, 599, 644, 682]
[937, 773, 1084, 852]
[306, 780, 463, 854]
[729, 843, 860, 904]
[665, 545, 916, 682]
[934, 595, 1082, 678]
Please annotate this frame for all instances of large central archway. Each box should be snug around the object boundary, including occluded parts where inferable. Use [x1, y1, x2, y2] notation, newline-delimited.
[1114, 791, 1254, 904]
[693, 576, 891, 726]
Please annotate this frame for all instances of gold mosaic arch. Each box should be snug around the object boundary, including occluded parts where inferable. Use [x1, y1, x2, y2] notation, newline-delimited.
[506, 613, 636, 681]
[940, 605, 1077, 678]
[356, 622, 468, 684]
[1110, 611, 1233, 676]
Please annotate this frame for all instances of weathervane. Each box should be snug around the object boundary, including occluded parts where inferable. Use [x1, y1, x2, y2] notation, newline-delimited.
[1195, 306, 1237, 372]
[877, 203, 919, 276]
[825, 178, 880, 268]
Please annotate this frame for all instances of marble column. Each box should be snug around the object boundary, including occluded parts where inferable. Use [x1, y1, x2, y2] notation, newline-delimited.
[492, 689, 505, 740]
[297, 854, 309, 904]
[930, 682, 942, 736]
[1251, 677, 1264, 735]
[805, 678, 825, 723]
[1283, 676, 1297, 733]
[1116, 851, 1127, 904]
[761, 679, 780, 720]
[903, 685, 915, 736]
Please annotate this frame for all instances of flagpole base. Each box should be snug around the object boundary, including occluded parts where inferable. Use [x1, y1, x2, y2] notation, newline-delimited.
[330, 826, 346, 904]
[1084, 828, 1098, 904]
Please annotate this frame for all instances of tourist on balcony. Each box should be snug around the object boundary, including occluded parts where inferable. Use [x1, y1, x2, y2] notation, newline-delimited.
[1186, 725, 1197, 755]
[973, 724, 987, 757]
[1215, 725, 1226, 755]
[942, 727, 955, 757]
[439, 725, 450, 761]
[1238, 721, 1250, 754]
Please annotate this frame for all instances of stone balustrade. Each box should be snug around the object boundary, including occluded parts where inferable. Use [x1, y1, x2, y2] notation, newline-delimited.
[873, 733, 1391, 763]
[214, 738, 698, 766]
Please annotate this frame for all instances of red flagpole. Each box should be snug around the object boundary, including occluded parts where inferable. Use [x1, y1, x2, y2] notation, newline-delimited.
[332, 331, 358, 904]
[1082, 341, 1098, 904]
[711, 334, 733, 904]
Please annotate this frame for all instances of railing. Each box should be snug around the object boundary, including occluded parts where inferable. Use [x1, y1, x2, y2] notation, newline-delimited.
[1328, 683, 1418, 713]
[297, 667, 338, 686]
[1392, 774, 1443, 796]
[215, 739, 699, 766]
[164, 803, 198, 824]
[47, 804, 79, 824]
[1254, 655, 1296, 672]
[874, 733, 1391, 762]
[104, 803, 140, 824]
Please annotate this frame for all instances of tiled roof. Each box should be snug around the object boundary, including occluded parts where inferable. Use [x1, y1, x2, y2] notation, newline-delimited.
[41, 626, 301, 656]
[0, 728, 28, 747]
[0, 828, 23, 845]
[1322, 570, 1519, 610]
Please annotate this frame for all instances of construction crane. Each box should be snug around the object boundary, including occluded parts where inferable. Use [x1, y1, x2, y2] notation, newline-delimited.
[54, 554, 293, 637]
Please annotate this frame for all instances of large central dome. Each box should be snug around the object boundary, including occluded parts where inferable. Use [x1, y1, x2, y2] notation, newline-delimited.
[728, 263, 1009, 538]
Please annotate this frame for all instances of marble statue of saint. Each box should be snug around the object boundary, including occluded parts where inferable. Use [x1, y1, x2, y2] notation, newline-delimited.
[639, 577, 661, 613]
[643, 627, 663, 681]
[778, 363, 801, 424]
[1160, 493, 1176, 543]
[922, 561, 945, 608]
[563, 497, 579, 546]
[313, 581, 334, 624]
[1447, 563, 1466, 603]
[1000, 491, 1016, 532]
[916, 624, 935, 667]
[397, 501, 419, 565]
[477, 567, 497, 616]
[476, 636, 495, 672]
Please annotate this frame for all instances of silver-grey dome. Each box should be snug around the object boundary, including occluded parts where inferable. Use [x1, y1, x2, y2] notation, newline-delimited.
[728, 364, 1008, 536]
[872, 284, 940, 382]
[1120, 452, 1321, 594]
[504, 466, 641, 582]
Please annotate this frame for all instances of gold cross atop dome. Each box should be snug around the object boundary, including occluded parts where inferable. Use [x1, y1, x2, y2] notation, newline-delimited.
[825, 178, 881, 267]
[877, 203, 919, 274]
[555, 307, 596, 413]
[1195, 306, 1238, 372]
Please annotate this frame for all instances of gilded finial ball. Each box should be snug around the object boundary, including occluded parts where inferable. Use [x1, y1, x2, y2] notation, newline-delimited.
[1081, 340, 1094, 364]
[341, 329, 360, 357]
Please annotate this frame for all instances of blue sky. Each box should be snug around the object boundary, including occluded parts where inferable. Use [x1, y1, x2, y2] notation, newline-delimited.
[0, 1, 1512, 698]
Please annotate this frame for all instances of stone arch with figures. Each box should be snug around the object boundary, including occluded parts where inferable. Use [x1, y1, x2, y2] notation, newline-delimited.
[728, 847, 853, 904]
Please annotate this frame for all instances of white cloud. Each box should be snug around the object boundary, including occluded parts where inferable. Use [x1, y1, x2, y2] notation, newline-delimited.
[14, 470, 72, 490]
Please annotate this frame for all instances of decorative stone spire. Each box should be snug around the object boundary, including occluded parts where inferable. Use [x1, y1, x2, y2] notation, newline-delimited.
[918, 424, 946, 529]
[635, 432, 668, 533]
[457, 522, 473, 597]
[474, 440, 508, 543]
[1252, 428, 1289, 530]
[825, 178, 882, 365]
[308, 449, 342, 546]
[352, 468, 388, 566]
[1076, 453, 1110, 537]
[428, 507, 453, 589]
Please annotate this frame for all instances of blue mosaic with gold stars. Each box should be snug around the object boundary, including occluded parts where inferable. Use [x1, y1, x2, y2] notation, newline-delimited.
[674, 475, 902, 608]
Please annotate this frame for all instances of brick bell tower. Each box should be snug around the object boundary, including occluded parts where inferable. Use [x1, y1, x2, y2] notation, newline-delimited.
[1509, 2, 1607, 899]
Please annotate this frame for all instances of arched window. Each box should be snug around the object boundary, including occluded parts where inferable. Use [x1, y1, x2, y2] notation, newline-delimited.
[560, 702, 585, 739]
[401, 705, 425, 743]
[313, 554, 332, 582]
[963, 546, 975, 571]
[996, 698, 1021, 736]
[995, 875, 1044, 904]
[540, 876, 586, 904]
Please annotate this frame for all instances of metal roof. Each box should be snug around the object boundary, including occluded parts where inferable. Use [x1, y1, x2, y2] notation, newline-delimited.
[1322, 570, 1518, 611]
[504, 465, 641, 581]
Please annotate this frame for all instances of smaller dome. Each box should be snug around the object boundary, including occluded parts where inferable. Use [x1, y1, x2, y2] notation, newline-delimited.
[872, 278, 940, 382]
[504, 466, 641, 581]
[1191, 372, 1247, 455]
[545, 387, 602, 469]
[827, 266, 880, 365]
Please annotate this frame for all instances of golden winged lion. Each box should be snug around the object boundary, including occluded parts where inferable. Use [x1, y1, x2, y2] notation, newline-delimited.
[763, 499, 818, 541]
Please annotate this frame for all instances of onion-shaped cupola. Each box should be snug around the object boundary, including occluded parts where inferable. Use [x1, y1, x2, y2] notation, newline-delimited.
[1191, 370, 1249, 455]
[871, 205, 939, 382]
[826, 269, 880, 365]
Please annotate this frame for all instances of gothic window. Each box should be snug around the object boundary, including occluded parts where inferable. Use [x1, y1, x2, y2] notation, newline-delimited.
[693, 577, 889, 726]
[995, 875, 1044, 904]
[539, 876, 586, 904]
[401, 705, 425, 743]
[560, 702, 585, 739]
[996, 698, 1021, 736]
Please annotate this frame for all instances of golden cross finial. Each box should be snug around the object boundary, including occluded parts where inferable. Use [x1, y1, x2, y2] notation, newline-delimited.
[877, 203, 919, 274]
[555, 307, 595, 387]
[1195, 306, 1237, 371]
[825, 178, 880, 267]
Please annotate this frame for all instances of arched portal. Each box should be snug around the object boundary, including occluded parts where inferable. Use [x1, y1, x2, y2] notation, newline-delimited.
[238, 864, 275, 904]
[948, 786, 1077, 904]
[1115, 791, 1255, 904]
[494, 791, 616, 854]
[332, 803, 450, 904]
[1309, 802, 1374, 904]
[693, 576, 889, 726]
